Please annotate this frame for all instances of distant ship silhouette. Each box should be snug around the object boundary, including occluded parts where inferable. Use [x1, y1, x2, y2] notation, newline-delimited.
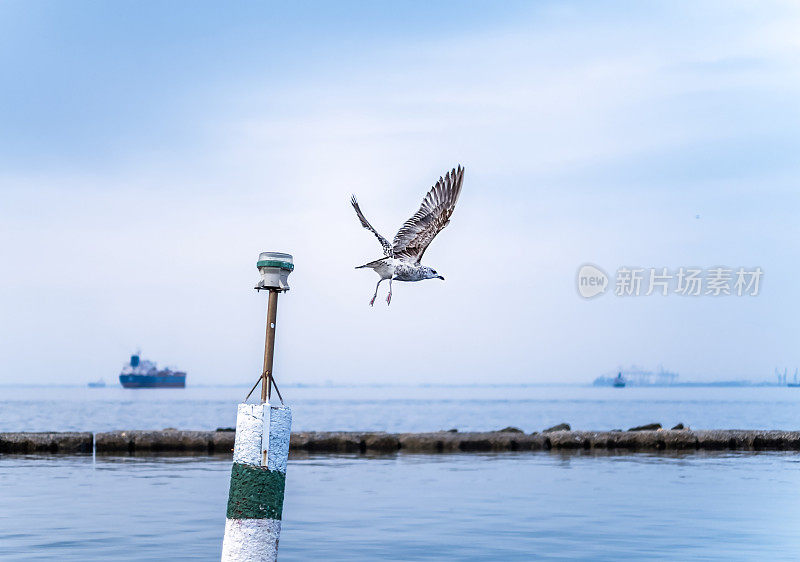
[119, 353, 186, 388]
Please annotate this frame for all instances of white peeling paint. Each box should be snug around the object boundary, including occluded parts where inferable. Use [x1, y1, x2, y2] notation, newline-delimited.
[221, 518, 281, 562]
[232, 403, 265, 466]
[267, 405, 291, 474]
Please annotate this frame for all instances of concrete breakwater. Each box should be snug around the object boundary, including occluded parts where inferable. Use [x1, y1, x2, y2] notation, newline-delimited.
[2, 429, 800, 454]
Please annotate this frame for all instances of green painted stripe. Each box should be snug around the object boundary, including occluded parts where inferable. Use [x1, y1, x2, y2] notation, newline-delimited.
[257, 260, 294, 271]
[226, 463, 286, 520]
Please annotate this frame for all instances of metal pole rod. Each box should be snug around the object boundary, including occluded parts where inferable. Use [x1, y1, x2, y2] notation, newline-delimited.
[261, 289, 279, 403]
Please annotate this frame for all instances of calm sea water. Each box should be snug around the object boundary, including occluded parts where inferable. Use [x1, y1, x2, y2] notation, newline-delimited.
[1, 385, 799, 433]
[1, 452, 798, 561]
[3, 386, 799, 560]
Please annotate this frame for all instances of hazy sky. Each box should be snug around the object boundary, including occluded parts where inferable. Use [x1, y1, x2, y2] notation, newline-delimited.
[1, 1, 799, 385]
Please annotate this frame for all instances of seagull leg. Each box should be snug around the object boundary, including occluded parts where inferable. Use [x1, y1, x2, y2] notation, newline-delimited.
[370, 279, 383, 307]
[386, 278, 393, 305]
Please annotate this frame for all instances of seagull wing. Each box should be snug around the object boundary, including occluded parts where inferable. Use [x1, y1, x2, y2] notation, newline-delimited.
[392, 166, 464, 264]
[351, 195, 393, 257]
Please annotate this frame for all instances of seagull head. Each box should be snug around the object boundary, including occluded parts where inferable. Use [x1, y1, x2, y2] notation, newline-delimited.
[422, 266, 444, 281]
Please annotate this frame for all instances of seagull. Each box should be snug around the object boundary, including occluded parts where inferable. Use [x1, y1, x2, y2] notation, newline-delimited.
[351, 165, 464, 306]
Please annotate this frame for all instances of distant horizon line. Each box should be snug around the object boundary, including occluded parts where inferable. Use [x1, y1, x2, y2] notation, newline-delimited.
[0, 381, 791, 389]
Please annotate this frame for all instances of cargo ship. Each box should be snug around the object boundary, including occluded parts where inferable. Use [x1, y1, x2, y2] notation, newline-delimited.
[119, 353, 186, 388]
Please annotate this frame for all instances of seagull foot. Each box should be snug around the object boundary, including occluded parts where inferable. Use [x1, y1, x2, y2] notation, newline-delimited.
[369, 296, 376, 306]
[386, 293, 392, 305]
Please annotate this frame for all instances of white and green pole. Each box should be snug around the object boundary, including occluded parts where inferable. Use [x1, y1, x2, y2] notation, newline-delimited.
[221, 403, 292, 560]
[221, 252, 294, 561]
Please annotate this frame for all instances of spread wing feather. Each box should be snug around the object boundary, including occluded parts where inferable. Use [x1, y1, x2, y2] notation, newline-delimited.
[392, 165, 464, 264]
[350, 195, 393, 256]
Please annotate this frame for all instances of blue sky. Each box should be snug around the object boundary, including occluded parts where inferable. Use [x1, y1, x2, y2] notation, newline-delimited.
[1, 1, 799, 385]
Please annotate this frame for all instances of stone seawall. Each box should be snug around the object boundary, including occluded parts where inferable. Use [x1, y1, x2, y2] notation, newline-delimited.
[0, 432, 93, 454]
[2, 429, 800, 455]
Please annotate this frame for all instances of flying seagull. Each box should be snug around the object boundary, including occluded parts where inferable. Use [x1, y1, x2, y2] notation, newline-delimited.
[351, 165, 464, 306]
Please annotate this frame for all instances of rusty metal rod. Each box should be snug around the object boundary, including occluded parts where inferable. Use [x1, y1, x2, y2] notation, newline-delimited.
[261, 289, 279, 403]
[270, 374, 284, 404]
[244, 374, 261, 401]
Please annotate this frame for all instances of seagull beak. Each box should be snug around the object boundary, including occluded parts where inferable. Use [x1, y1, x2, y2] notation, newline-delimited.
[436, 275, 445, 280]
